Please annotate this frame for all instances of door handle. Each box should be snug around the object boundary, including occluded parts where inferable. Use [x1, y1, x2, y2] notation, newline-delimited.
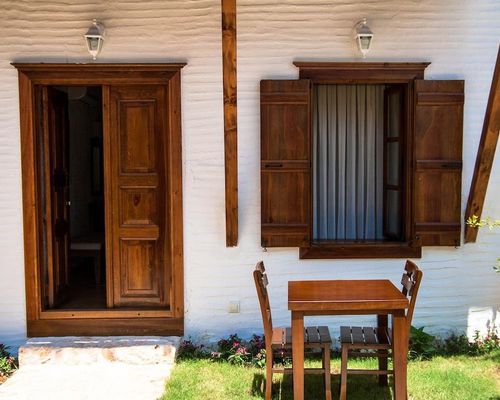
[264, 162, 283, 168]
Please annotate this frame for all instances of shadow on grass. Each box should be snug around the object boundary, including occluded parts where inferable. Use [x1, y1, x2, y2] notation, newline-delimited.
[251, 372, 393, 400]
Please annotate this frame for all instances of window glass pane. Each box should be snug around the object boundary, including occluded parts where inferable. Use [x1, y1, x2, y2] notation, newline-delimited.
[387, 93, 401, 138]
[387, 141, 400, 186]
[386, 189, 401, 238]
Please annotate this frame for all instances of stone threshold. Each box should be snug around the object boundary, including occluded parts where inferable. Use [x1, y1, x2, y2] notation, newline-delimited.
[19, 336, 181, 366]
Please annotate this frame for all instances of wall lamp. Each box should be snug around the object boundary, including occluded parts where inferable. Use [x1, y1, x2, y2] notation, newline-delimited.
[354, 18, 373, 58]
[84, 19, 105, 60]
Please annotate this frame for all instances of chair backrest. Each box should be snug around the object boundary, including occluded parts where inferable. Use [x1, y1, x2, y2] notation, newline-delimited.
[401, 260, 423, 330]
[253, 261, 273, 342]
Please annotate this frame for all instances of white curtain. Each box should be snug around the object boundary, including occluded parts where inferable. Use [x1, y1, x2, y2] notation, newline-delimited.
[312, 84, 384, 240]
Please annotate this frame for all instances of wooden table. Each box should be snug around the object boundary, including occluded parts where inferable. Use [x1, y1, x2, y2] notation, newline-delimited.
[288, 280, 409, 400]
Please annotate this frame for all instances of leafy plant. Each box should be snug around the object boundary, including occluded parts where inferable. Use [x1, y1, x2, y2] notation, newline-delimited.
[470, 327, 500, 355]
[409, 326, 437, 359]
[466, 215, 500, 272]
[211, 334, 267, 368]
[437, 327, 500, 356]
[0, 344, 17, 382]
[439, 332, 473, 355]
[177, 339, 209, 360]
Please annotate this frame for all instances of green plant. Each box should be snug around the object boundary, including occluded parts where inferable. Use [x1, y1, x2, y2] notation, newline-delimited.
[470, 327, 500, 355]
[437, 326, 500, 356]
[211, 334, 266, 368]
[177, 339, 209, 360]
[0, 344, 17, 382]
[409, 326, 437, 360]
[466, 215, 500, 272]
[439, 332, 473, 355]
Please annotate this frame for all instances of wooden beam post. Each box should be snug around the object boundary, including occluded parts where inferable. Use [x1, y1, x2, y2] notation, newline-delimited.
[222, 0, 238, 246]
[464, 45, 500, 243]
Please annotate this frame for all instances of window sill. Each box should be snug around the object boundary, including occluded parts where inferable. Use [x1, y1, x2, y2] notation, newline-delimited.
[299, 241, 421, 259]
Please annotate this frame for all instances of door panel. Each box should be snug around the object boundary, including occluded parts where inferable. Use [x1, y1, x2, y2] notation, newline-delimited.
[109, 85, 169, 307]
[40, 87, 70, 308]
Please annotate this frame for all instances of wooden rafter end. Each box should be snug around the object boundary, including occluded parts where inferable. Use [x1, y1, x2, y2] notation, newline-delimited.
[464, 45, 500, 243]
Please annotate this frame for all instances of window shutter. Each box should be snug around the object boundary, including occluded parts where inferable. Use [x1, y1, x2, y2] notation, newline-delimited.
[414, 80, 464, 246]
[260, 80, 311, 247]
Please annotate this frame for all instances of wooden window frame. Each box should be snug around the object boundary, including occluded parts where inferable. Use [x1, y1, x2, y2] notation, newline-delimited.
[294, 62, 429, 259]
[13, 63, 185, 336]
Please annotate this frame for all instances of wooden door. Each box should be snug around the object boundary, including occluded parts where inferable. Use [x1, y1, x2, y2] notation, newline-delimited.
[40, 87, 70, 308]
[108, 85, 170, 307]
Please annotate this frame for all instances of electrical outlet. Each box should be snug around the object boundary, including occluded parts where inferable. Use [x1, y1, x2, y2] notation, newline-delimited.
[228, 301, 240, 313]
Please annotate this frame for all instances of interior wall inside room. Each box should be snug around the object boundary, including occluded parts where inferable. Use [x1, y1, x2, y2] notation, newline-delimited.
[68, 90, 102, 239]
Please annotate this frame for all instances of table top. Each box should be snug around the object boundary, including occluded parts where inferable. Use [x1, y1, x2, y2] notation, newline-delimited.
[288, 279, 409, 312]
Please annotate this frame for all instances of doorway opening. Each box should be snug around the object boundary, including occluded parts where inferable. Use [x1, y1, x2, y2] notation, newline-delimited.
[38, 86, 106, 310]
[16, 63, 185, 337]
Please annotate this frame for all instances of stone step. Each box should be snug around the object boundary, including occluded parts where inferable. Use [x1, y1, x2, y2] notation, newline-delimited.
[18, 336, 181, 367]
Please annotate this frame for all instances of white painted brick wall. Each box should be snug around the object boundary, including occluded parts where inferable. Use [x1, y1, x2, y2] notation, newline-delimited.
[0, 0, 499, 349]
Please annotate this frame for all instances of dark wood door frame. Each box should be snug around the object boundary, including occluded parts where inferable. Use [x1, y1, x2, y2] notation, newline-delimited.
[13, 63, 185, 337]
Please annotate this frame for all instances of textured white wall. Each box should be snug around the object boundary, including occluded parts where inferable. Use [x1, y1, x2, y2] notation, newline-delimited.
[0, 0, 499, 349]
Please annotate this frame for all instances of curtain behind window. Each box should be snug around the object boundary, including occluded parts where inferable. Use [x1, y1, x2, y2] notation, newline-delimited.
[313, 84, 384, 240]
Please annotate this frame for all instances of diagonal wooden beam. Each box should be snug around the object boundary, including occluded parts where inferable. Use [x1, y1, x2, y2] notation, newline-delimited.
[464, 45, 500, 243]
[222, 0, 238, 247]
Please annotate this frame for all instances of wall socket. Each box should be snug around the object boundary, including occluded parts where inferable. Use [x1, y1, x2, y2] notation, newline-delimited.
[228, 301, 240, 313]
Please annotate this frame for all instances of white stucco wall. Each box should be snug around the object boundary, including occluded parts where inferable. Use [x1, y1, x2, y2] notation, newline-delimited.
[0, 0, 499, 349]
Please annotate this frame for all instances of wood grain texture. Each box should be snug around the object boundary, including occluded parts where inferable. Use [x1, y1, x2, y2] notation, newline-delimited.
[464, 46, 500, 243]
[294, 62, 429, 83]
[253, 262, 332, 400]
[288, 279, 410, 400]
[299, 242, 421, 259]
[13, 63, 185, 336]
[414, 80, 464, 246]
[27, 317, 184, 337]
[260, 80, 311, 248]
[109, 84, 168, 307]
[288, 280, 409, 312]
[222, 0, 238, 247]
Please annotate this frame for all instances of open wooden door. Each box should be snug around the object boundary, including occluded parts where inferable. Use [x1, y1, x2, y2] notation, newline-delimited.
[39, 87, 71, 308]
[108, 84, 170, 308]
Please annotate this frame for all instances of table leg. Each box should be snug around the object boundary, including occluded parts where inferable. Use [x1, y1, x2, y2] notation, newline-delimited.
[377, 314, 388, 386]
[392, 311, 408, 400]
[292, 311, 304, 400]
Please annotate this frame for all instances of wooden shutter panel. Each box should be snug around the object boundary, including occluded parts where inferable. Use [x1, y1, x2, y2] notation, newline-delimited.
[260, 80, 311, 247]
[414, 80, 464, 246]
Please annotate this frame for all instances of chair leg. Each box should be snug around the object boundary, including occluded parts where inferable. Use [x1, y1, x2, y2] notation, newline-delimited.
[265, 349, 273, 400]
[378, 349, 388, 386]
[322, 345, 332, 400]
[340, 346, 348, 400]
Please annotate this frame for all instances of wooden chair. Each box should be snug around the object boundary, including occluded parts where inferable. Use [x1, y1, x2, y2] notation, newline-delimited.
[339, 260, 423, 400]
[253, 261, 332, 400]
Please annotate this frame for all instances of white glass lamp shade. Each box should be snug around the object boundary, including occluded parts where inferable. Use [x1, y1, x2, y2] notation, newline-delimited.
[354, 19, 373, 58]
[84, 19, 105, 60]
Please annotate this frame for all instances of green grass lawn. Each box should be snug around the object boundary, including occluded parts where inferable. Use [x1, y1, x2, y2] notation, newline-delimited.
[162, 351, 500, 400]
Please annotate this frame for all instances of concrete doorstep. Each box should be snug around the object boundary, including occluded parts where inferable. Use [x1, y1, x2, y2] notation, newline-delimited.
[0, 336, 181, 400]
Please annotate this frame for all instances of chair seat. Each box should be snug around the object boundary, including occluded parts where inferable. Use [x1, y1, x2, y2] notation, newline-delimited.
[340, 326, 392, 348]
[271, 326, 331, 348]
